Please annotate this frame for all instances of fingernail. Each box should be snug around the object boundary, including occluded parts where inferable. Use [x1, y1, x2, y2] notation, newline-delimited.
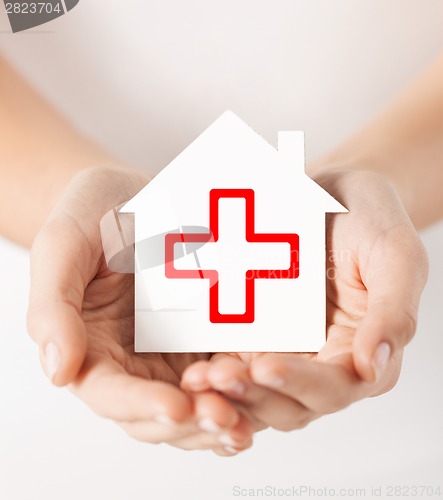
[231, 382, 246, 395]
[269, 376, 285, 388]
[224, 380, 246, 395]
[224, 446, 239, 455]
[43, 342, 60, 382]
[219, 434, 238, 447]
[372, 342, 391, 381]
[199, 418, 222, 433]
[155, 415, 176, 427]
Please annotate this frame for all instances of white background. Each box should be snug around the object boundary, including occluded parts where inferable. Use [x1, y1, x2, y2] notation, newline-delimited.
[0, 1, 442, 499]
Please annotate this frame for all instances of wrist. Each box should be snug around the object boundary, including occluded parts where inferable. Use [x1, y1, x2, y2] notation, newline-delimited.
[14, 162, 149, 248]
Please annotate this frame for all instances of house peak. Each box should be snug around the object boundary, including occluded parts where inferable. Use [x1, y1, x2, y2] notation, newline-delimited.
[120, 112, 348, 215]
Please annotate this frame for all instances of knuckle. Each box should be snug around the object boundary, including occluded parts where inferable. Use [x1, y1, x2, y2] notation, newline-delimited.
[295, 377, 316, 398]
[121, 423, 162, 444]
[272, 414, 312, 432]
[90, 405, 111, 421]
[400, 310, 418, 346]
[324, 388, 353, 413]
[271, 407, 314, 432]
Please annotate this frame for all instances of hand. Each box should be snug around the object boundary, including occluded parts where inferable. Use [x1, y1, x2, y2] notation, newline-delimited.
[181, 169, 429, 432]
[27, 166, 253, 455]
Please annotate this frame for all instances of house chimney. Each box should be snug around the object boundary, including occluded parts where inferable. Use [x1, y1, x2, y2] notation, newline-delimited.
[278, 131, 305, 173]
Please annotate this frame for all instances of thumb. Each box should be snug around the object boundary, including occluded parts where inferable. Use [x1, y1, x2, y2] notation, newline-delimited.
[27, 220, 93, 386]
[353, 229, 428, 383]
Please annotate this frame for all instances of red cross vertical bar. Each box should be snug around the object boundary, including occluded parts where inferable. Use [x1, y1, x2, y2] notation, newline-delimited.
[165, 189, 299, 323]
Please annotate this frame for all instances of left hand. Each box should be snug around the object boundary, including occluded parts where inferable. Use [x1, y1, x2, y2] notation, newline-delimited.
[181, 169, 429, 432]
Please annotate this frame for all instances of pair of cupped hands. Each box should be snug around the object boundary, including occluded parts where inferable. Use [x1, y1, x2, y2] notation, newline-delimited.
[27, 165, 428, 456]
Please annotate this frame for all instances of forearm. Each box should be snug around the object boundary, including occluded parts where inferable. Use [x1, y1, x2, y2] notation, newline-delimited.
[309, 55, 443, 229]
[0, 54, 133, 247]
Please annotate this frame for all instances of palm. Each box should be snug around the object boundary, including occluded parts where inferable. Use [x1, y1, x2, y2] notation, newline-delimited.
[317, 211, 371, 369]
[224, 213, 373, 375]
[27, 167, 266, 451]
[182, 170, 426, 433]
[255, 172, 408, 381]
[80, 258, 208, 386]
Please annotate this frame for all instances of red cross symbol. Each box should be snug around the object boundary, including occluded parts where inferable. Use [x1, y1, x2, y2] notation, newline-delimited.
[165, 189, 299, 323]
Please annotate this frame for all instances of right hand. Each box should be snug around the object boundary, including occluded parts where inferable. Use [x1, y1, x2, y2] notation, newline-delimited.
[27, 166, 253, 456]
[182, 169, 428, 434]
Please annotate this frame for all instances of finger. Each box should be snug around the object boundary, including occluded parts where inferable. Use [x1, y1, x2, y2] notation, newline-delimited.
[119, 420, 198, 445]
[213, 415, 255, 455]
[169, 415, 254, 452]
[193, 391, 241, 433]
[212, 416, 255, 456]
[181, 354, 244, 392]
[168, 432, 226, 451]
[354, 225, 428, 382]
[116, 390, 254, 448]
[181, 360, 212, 392]
[204, 355, 317, 431]
[27, 219, 96, 386]
[250, 354, 371, 414]
[69, 355, 192, 423]
[212, 438, 253, 457]
[212, 446, 245, 457]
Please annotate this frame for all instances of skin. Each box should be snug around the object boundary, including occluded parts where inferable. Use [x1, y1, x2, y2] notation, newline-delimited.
[0, 52, 442, 454]
[181, 170, 428, 431]
[1, 55, 253, 455]
[183, 56, 443, 434]
[27, 166, 255, 456]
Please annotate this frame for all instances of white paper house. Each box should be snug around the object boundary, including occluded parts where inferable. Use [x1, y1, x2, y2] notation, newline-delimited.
[121, 111, 347, 352]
